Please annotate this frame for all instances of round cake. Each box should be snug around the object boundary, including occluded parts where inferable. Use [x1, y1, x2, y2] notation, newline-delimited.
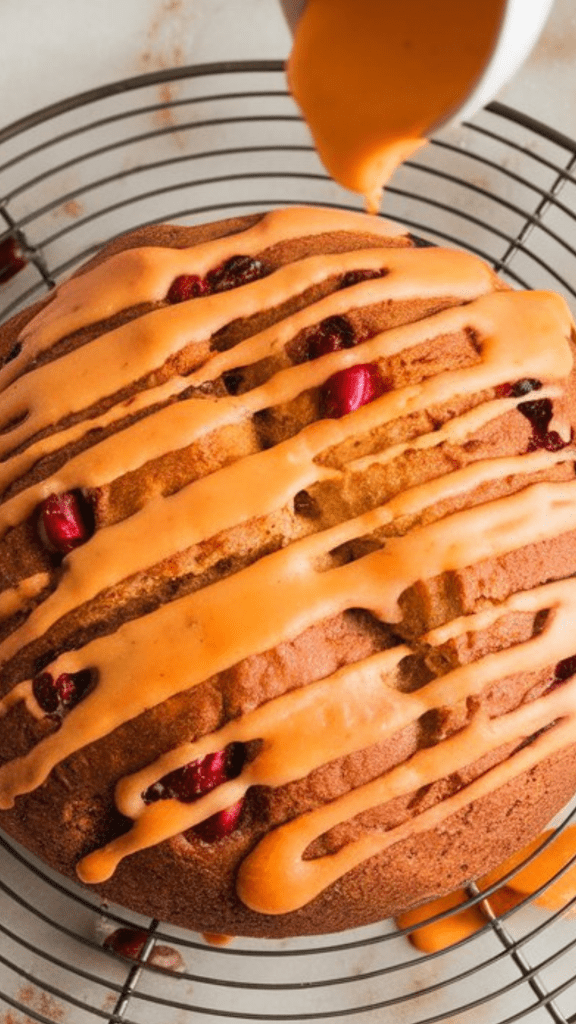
[1, 205, 576, 938]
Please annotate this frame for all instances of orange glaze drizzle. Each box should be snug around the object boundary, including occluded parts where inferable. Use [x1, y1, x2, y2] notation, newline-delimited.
[0, 381, 561, 664]
[0, 206, 576, 915]
[0, 445, 573, 671]
[75, 579, 576, 898]
[0, 244, 498, 466]
[4, 475, 576, 820]
[0, 287, 567, 537]
[236, 680, 576, 915]
[0, 573, 48, 623]
[12, 207, 406, 372]
[0, 243, 498, 513]
[0, 679, 40, 721]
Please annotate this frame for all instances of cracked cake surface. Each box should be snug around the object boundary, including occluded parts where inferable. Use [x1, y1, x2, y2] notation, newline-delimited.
[1, 206, 576, 937]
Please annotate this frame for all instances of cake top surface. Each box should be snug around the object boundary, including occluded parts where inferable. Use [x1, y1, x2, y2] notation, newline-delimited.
[0, 205, 575, 918]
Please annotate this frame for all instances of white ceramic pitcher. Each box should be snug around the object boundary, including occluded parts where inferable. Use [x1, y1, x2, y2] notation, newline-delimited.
[280, 0, 556, 130]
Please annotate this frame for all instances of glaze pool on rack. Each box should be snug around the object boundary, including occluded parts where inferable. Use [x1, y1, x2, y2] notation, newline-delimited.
[397, 823, 576, 953]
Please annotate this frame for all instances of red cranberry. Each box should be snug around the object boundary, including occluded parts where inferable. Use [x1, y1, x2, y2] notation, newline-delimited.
[554, 655, 576, 684]
[496, 384, 570, 451]
[518, 397, 552, 433]
[339, 269, 386, 289]
[143, 744, 245, 843]
[166, 274, 208, 303]
[33, 670, 92, 717]
[0, 238, 26, 285]
[38, 491, 92, 555]
[496, 378, 542, 399]
[104, 927, 148, 960]
[307, 315, 355, 359]
[145, 749, 230, 803]
[531, 430, 570, 453]
[192, 798, 244, 843]
[321, 363, 388, 419]
[103, 927, 185, 971]
[513, 396, 571, 452]
[206, 255, 268, 293]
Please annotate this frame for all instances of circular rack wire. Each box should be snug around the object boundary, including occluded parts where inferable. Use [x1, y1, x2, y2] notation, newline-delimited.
[1, 60, 576, 1024]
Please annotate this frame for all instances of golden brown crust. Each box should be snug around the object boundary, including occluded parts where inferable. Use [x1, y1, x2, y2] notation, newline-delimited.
[0, 210, 576, 937]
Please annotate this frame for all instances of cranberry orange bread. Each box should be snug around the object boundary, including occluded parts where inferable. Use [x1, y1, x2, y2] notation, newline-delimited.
[1, 206, 576, 938]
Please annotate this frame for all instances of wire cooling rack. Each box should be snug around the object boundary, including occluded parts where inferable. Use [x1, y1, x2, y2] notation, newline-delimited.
[1, 60, 576, 1024]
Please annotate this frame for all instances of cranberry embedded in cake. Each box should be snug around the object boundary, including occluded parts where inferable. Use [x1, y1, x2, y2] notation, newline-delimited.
[166, 274, 208, 303]
[496, 378, 543, 399]
[515, 396, 571, 452]
[143, 745, 245, 843]
[32, 670, 92, 717]
[206, 255, 269, 293]
[320, 363, 388, 418]
[307, 315, 356, 359]
[496, 381, 570, 452]
[167, 256, 268, 303]
[531, 430, 571, 453]
[554, 655, 576, 684]
[518, 399, 553, 434]
[193, 798, 245, 842]
[546, 655, 576, 697]
[38, 491, 92, 555]
[144, 747, 234, 802]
